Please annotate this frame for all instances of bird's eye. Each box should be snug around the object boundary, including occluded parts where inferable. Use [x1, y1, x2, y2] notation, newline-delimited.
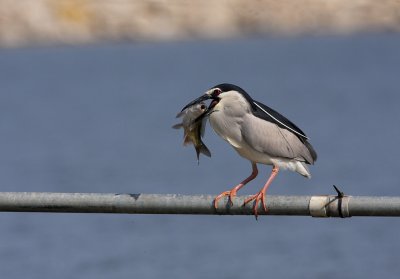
[200, 104, 206, 110]
[213, 89, 222, 96]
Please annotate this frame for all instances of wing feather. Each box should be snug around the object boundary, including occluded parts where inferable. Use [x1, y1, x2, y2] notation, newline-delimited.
[241, 114, 316, 164]
[252, 101, 308, 140]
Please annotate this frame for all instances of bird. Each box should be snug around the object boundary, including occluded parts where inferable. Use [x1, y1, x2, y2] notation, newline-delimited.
[181, 83, 317, 218]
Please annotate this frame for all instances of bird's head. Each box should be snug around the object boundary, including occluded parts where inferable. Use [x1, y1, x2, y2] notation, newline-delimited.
[181, 83, 251, 112]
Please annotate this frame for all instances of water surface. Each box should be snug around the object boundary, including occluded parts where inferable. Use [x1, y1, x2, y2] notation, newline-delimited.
[0, 34, 400, 278]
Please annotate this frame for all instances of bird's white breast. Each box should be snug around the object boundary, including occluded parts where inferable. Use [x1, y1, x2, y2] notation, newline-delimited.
[210, 109, 274, 165]
[208, 92, 247, 148]
[208, 92, 270, 163]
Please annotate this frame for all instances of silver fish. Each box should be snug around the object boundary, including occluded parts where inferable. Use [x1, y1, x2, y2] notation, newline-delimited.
[173, 102, 211, 163]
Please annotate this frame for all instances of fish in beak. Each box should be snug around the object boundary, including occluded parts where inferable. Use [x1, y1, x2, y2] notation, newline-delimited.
[181, 93, 220, 121]
[173, 102, 211, 164]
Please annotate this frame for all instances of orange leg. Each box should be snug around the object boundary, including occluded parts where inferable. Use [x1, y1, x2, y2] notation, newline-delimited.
[244, 166, 280, 219]
[214, 162, 258, 209]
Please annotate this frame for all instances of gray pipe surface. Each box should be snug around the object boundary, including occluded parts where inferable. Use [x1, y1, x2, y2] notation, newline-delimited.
[0, 192, 399, 217]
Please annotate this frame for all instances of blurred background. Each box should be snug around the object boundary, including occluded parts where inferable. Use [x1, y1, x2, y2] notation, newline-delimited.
[1, 0, 400, 47]
[1, 1, 400, 278]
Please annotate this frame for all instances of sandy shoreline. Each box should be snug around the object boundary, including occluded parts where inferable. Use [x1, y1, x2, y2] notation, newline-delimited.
[1, 0, 399, 47]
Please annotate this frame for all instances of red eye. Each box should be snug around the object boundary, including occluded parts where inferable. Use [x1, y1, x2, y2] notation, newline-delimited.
[213, 89, 222, 96]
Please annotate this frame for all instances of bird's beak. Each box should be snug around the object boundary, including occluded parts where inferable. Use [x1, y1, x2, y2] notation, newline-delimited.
[181, 94, 212, 112]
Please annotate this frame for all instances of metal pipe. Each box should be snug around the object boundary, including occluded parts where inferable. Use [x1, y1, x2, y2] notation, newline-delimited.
[0, 192, 400, 217]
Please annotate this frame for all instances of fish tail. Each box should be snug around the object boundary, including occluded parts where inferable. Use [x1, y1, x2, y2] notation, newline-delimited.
[196, 148, 200, 165]
[194, 143, 211, 165]
[199, 143, 211, 158]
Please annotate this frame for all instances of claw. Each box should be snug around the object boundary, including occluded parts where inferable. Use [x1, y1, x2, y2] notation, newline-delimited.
[213, 162, 259, 210]
[243, 165, 279, 219]
[213, 190, 237, 209]
[244, 191, 267, 219]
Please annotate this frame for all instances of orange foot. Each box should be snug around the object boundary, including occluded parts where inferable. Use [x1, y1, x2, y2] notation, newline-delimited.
[213, 188, 239, 209]
[213, 163, 259, 210]
[244, 191, 267, 219]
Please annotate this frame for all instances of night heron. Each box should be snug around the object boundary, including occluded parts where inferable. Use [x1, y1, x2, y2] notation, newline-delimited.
[181, 83, 317, 218]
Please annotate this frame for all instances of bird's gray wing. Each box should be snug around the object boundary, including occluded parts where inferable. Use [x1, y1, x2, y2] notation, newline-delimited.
[252, 100, 308, 141]
[241, 114, 315, 164]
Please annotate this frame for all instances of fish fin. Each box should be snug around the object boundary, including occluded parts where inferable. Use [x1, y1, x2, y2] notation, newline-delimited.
[172, 123, 183, 129]
[183, 134, 192, 145]
[176, 111, 184, 118]
[200, 118, 207, 137]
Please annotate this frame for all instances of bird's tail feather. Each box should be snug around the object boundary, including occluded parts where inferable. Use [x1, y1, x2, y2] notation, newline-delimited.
[296, 162, 311, 178]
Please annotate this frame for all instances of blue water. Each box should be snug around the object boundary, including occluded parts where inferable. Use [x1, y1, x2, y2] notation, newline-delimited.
[0, 33, 400, 278]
